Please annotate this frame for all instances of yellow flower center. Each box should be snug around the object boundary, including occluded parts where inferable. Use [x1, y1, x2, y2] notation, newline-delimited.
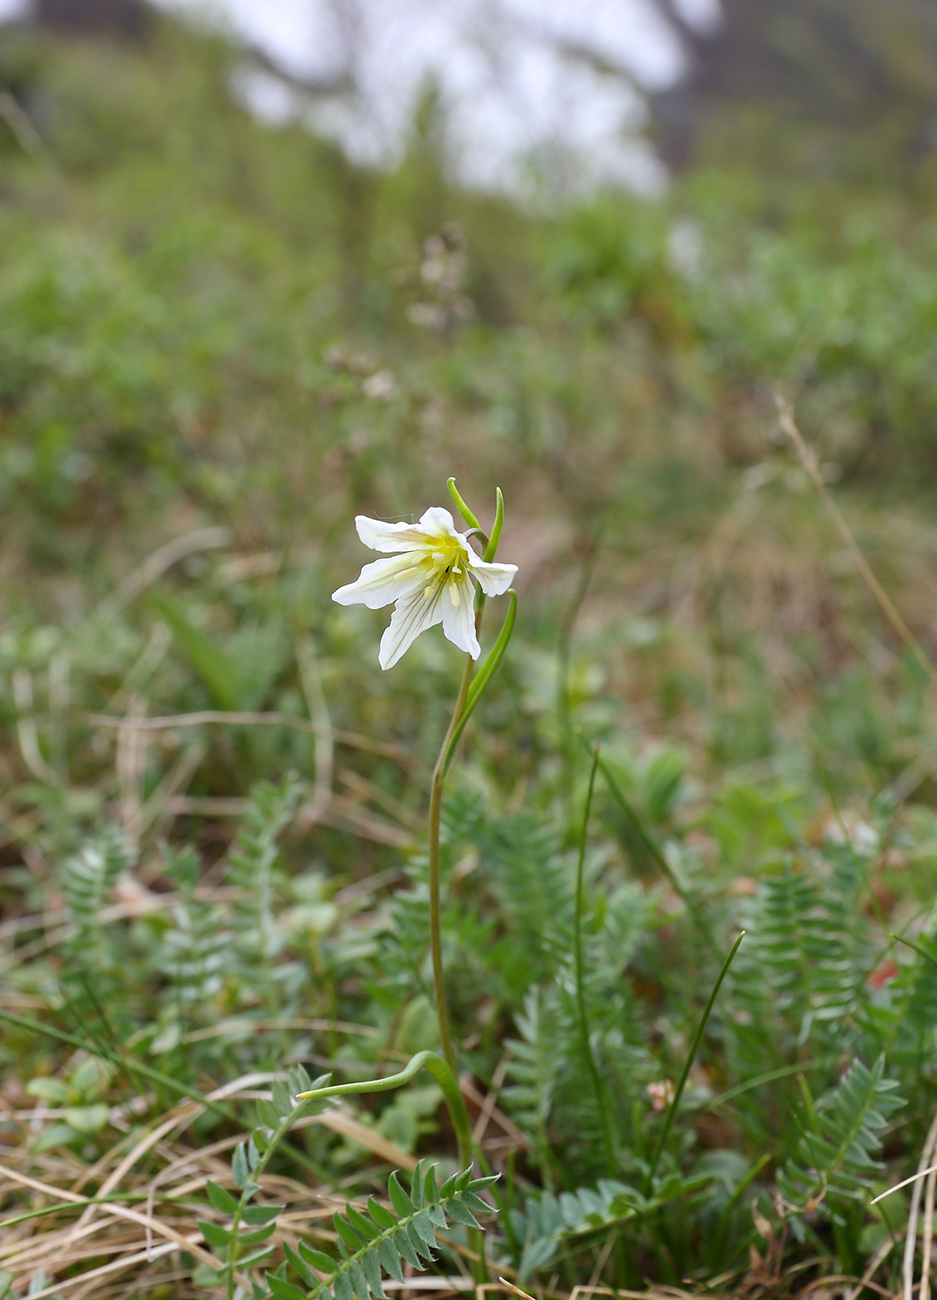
[423, 536, 470, 601]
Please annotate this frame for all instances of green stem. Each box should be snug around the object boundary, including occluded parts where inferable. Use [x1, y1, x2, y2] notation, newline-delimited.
[225, 1097, 317, 1300]
[893, 932, 937, 969]
[429, 650, 476, 1089]
[297, 1049, 473, 1164]
[301, 1052, 490, 1284]
[558, 523, 603, 796]
[574, 745, 616, 1172]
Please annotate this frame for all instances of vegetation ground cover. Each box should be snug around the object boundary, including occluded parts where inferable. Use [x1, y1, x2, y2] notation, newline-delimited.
[4, 18, 937, 1300]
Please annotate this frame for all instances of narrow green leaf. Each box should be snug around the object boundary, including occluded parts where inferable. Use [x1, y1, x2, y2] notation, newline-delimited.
[447, 477, 481, 531]
[283, 1242, 319, 1288]
[272, 1080, 293, 1116]
[361, 1247, 387, 1299]
[481, 486, 504, 562]
[425, 1204, 446, 1229]
[345, 1203, 380, 1240]
[387, 1172, 412, 1218]
[243, 1205, 284, 1226]
[239, 1223, 278, 1246]
[198, 1219, 233, 1248]
[366, 1198, 396, 1231]
[247, 1134, 263, 1169]
[410, 1161, 425, 1209]
[194, 1264, 224, 1286]
[423, 1165, 439, 1204]
[348, 1259, 371, 1300]
[149, 593, 243, 711]
[334, 1214, 365, 1252]
[0, 1270, 13, 1300]
[257, 1099, 281, 1130]
[238, 1245, 276, 1269]
[394, 1227, 423, 1268]
[459, 1191, 492, 1215]
[377, 1238, 404, 1281]
[232, 1142, 249, 1189]
[290, 1065, 313, 1095]
[297, 1242, 337, 1274]
[443, 590, 517, 776]
[443, 1199, 480, 1230]
[266, 1275, 307, 1300]
[333, 1271, 355, 1300]
[206, 1179, 239, 1215]
[410, 1210, 437, 1247]
[406, 1222, 436, 1261]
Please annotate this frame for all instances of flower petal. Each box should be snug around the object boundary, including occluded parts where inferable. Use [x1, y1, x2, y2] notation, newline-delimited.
[466, 553, 517, 597]
[378, 582, 447, 669]
[441, 578, 480, 659]
[416, 506, 461, 540]
[332, 554, 427, 609]
[354, 516, 436, 554]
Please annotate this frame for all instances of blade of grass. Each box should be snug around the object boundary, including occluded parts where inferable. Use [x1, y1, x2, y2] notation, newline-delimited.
[574, 745, 616, 1173]
[595, 750, 716, 951]
[645, 930, 745, 1189]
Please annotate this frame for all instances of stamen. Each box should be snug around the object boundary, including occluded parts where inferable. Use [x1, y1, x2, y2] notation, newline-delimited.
[448, 583, 460, 606]
[423, 585, 435, 599]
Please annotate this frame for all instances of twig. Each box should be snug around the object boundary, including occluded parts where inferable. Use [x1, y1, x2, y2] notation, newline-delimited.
[0, 90, 55, 166]
[903, 1110, 937, 1300]
[89, 709, 410, 761]
[87, 526, 232, 625]
[924, 1148, 937, 1300]
[13, 668, 59, 785]
[775, 393, 934, 684]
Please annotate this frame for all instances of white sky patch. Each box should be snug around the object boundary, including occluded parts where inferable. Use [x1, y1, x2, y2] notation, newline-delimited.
[673, 0, 721, 31]
[13, 0, 702, 194]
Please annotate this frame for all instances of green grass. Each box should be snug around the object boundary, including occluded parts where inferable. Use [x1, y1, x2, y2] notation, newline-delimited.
[4, 17, 937, 1300]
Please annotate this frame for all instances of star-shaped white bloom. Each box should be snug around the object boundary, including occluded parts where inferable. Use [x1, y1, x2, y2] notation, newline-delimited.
[332, 506, 518, 669]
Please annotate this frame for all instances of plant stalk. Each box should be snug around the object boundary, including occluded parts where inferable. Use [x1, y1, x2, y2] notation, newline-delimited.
[428, 650, 476, 1090]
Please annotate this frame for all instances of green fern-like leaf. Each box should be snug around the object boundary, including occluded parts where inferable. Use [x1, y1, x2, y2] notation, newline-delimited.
[226, 775, 301, 968]
[510, 1169, 713, 1278]
[483, 814, 575, 981]
[503, 987, 564, 1167]
[58, 823, 134, 974]
[778, 1055, 904, 1221]
[732, 860, 866, 1058]
[274, 1161, 496, 1300]
[60, 823, 133, 930]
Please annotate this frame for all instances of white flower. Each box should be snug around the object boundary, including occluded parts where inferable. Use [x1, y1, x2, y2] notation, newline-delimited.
[332, 506, 517, 670]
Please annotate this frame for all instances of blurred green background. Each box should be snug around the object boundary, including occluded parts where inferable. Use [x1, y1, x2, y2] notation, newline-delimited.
[2, 0, 937, 818]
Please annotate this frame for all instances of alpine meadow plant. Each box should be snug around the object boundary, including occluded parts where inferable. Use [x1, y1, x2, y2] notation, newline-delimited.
[194, 483, 517, 1298]
[332, 479, 518, 1104]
